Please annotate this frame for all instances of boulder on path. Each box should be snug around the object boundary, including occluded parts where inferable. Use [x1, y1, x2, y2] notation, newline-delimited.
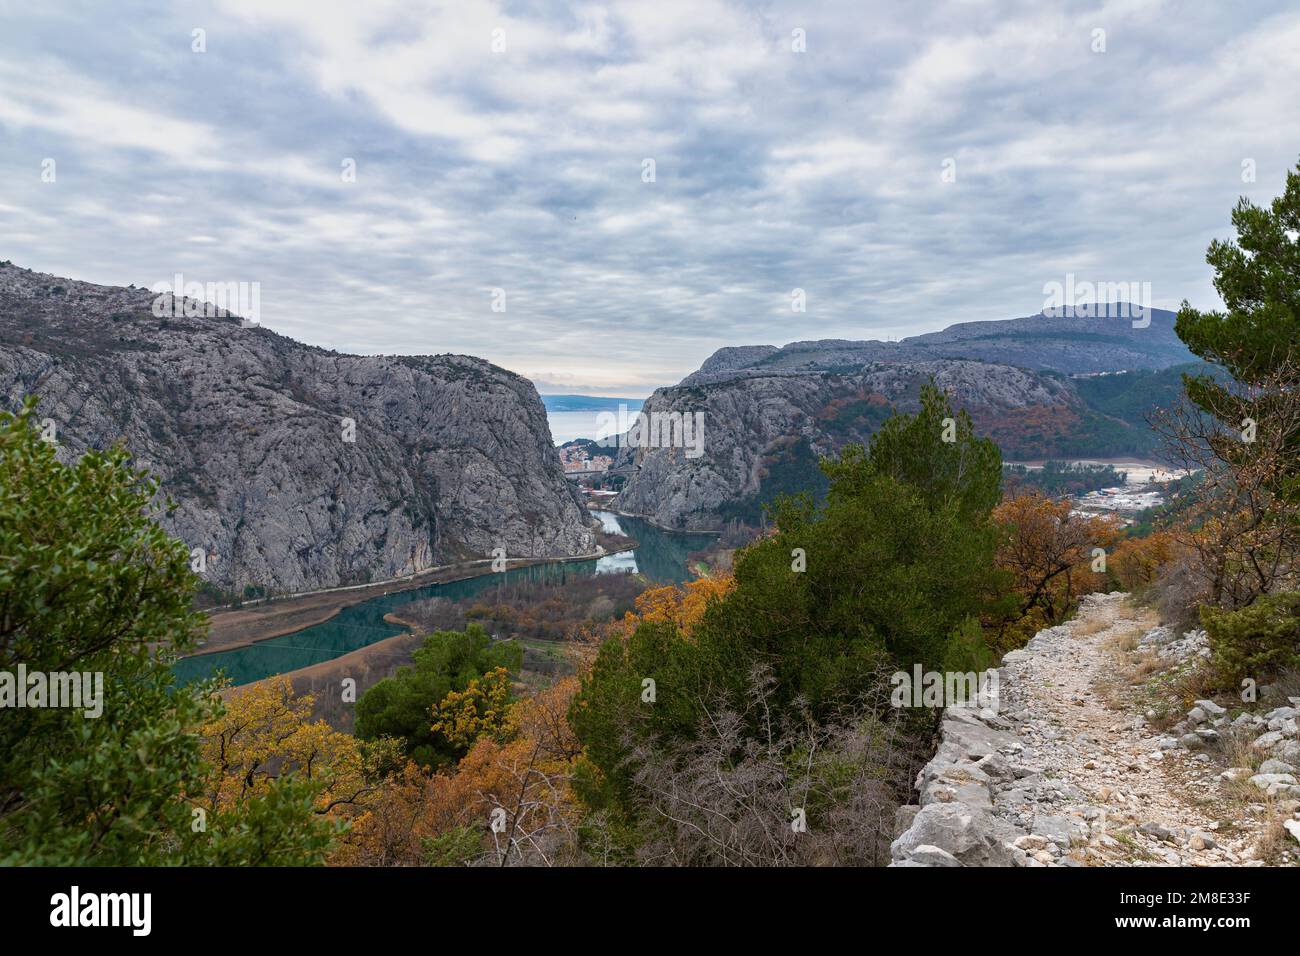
[890, 802, 1019, 867]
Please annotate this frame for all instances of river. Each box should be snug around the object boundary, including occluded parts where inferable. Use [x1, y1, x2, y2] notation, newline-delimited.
[172, 511, 715, 687]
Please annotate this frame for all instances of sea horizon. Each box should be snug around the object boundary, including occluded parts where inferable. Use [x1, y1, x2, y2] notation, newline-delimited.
[542, 395, 645, 445]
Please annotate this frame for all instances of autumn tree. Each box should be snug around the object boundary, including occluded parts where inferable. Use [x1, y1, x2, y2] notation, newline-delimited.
[1154, 360, 1300, 608]
[332, 677, 585, 867]
[993, 493, 1120, 645]
[430, 666, 517, 755]
[327, 761, 449, 867]
[355, 623, 523, 768]
[198, 677, 396, 819]
[616, 574, 735, 637]
[1107, 531, 1181, 592]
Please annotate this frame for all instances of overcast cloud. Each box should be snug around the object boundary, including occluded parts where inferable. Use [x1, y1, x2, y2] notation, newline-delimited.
[2, 0, 1298, 396]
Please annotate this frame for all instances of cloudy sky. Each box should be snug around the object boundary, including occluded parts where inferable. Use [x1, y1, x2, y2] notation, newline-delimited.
[2, 1, 1298, 397]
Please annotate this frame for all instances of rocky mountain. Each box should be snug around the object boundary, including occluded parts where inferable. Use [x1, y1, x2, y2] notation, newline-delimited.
[903, 305, 1193, 374]
[615, 307, 1199, 529]
[0, 262, 595, 595]
[682, 306, 1191, 387]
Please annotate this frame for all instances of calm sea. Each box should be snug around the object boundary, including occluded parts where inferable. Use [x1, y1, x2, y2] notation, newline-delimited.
[542, 397, 646, 445]
[545, 409, 627, 445]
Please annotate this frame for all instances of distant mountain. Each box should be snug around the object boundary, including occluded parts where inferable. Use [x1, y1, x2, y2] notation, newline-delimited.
[903, 305, 1194, 373]
[682, 306, 1192, 387]
[541, 394, 644, 412]
[614, 308, 1203, 529]
[0, 262, 595, 595]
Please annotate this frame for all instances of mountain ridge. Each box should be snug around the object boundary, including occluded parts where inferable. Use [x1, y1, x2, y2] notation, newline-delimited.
[614, 307, 1199, 529]
[0, 261, 595, 595]
[683, 306, 1191, 387]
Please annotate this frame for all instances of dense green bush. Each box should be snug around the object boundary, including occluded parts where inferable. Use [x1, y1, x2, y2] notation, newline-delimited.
[354, 623, 522, 768]
[1203, 592, 1300, 687]
[571, 384, 1012, 821]
[0, 399, 332, 865]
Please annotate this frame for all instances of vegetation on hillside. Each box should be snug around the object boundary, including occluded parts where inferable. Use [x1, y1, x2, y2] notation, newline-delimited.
[1002, 460, 1127, 497]
[0, 401, 334, 865]
[1072, 363, 1212, 429]
[354, 624, 523, 769]
[715, 436, 830, 526]
[8, 166, 1298, 869]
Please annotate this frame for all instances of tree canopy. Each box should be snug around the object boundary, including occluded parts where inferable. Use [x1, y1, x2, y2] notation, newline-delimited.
[1176, 159, 1300, 488]
[354, 623, 523, 768]
[0, 399, 332, 865]
[570, 383, 1011, 822]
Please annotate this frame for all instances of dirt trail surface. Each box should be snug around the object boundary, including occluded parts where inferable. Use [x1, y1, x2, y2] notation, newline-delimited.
[892, 592, 1299, 867]
[1002, 594, 1283, 865]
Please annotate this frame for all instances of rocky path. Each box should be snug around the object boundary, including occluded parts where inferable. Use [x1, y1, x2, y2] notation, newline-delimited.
[892, 592, 1300, 867]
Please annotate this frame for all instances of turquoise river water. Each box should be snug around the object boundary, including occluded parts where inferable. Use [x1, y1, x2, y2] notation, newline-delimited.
[173, 511, 714, 687]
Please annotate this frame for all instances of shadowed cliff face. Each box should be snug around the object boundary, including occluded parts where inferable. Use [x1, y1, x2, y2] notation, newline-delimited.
[0, 262, 594, 593]
[614, 311, 1196, 531]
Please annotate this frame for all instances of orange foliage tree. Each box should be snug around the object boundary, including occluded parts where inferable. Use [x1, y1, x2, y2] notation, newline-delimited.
[617, 574, 735, 637]
[198, 677, 394, 819]
[993, 493, 1121, 644]
[1107, 530, 1182, 592]
[429, 666, 516, 754]
[331, 676, 584, 866]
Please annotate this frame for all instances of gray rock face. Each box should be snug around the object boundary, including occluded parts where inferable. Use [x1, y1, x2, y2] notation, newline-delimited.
[1248, 773, 1300, 798]
[1276, 741, 1300, 766]
[614, 359, 1077, 529]
[1033, 813, 1085, 848]
[889, 702, 1030, 867]
[1258, 759, 1297, 775]
[1138, 822, 1173, 841]
[890, 801, 1019, 867]
[902, 844, 962, 867]
[0, 262, 595, 593]
[613, 310, 1196, 529]
[1252, 731, 1288, 752]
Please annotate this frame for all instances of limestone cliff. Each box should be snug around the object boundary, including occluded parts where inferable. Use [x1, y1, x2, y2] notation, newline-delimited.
[0, 262, 595, 594]
[614, 310, 1195, 530]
